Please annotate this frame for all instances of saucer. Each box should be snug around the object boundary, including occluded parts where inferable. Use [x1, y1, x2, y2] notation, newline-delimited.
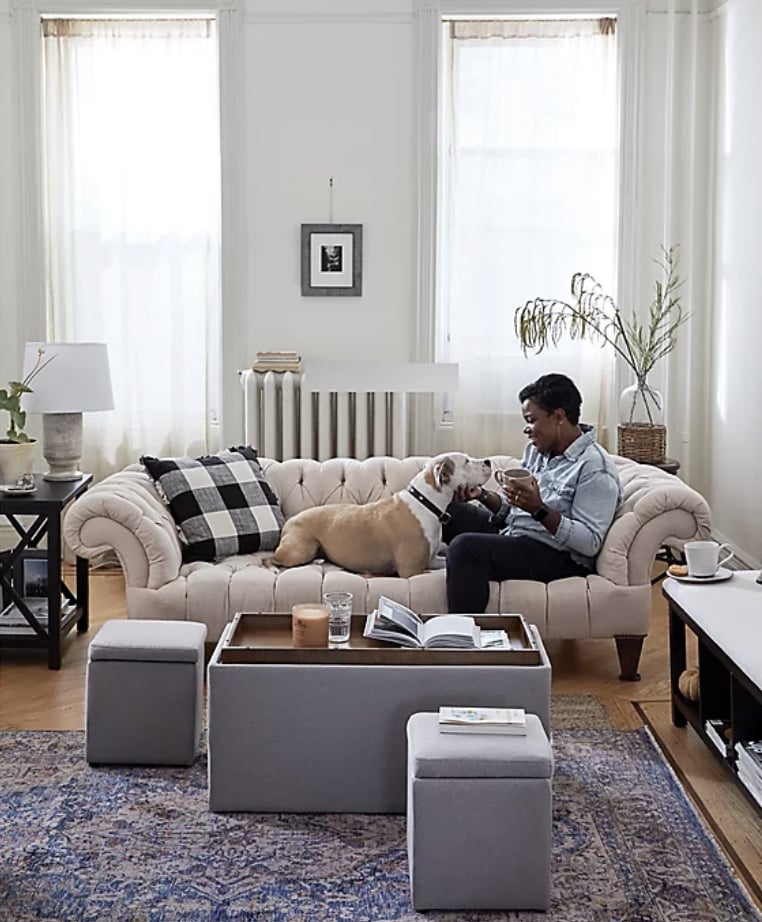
[670, 566, 733, 584]
[0, 483, 37, 495]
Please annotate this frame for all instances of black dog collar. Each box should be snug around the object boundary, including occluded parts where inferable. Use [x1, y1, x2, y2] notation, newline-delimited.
[407, 485, 451, 524]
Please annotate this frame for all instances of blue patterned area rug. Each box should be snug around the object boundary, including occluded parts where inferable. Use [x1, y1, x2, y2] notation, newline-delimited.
[1, 728, 759, 922]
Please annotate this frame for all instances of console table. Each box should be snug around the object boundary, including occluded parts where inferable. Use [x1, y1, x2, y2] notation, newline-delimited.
[0, 475, 92, 669]
[664, 570, 762, 811]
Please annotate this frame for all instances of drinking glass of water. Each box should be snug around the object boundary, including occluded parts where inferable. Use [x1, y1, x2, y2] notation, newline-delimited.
[323, 591, 353, 645]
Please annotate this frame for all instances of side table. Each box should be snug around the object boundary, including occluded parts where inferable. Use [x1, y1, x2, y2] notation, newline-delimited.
[0, 474, 92, 669]
[646, 457, 681, 476]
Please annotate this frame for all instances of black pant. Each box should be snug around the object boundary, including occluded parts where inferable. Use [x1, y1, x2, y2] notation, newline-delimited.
[442, 501, 590, 614]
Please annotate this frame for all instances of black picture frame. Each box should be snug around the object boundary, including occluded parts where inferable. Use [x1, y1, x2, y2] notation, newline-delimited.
[14, 550, 49, 599]
[301, 223, 363, 297]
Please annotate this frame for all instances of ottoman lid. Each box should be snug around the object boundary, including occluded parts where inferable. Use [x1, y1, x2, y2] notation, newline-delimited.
[89, 620, 207, 664]
[407, 712, 553, 779]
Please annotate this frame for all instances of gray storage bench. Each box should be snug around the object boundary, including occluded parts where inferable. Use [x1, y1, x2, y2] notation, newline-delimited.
[207, 612, 551, 813]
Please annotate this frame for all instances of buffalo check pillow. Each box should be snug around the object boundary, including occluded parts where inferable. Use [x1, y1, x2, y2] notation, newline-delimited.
[141, 446, 285, 562]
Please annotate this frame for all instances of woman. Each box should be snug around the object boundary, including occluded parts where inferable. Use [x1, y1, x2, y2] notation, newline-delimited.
[444, 372, 622, 614]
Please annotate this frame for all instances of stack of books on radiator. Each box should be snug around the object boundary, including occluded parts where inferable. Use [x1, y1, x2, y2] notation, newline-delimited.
[251, 351, 302, 373]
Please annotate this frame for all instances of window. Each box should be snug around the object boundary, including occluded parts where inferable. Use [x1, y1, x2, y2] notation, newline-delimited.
[42, 18, 221, 479]
[438, 17, 619, 455]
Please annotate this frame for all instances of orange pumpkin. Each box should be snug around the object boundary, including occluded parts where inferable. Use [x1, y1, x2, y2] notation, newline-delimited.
[678, 668, 700, 701]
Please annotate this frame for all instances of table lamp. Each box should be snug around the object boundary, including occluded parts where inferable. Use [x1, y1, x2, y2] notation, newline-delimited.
[22, 342, 114, 481]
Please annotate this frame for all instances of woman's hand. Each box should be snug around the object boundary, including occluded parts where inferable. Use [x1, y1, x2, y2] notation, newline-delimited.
[502, 475, 541, 512]
[454, 484, 483, 503]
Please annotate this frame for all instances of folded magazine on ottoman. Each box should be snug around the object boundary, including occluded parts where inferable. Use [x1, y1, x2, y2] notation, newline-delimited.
[438, 706, 528, 735]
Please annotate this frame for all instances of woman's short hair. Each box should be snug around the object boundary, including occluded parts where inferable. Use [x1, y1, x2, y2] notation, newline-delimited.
[518, 373, 582, 425]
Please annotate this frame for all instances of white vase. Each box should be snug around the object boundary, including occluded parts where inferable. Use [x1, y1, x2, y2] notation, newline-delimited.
[0, 440, 37, 485]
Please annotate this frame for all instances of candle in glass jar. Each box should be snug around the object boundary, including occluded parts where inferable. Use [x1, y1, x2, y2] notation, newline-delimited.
[292, 603, 329, 648]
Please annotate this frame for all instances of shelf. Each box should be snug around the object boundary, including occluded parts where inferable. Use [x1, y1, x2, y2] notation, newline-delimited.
[0, 606, 81, 641]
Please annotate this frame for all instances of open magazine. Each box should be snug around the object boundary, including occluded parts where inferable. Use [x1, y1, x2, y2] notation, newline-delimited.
[362, 596, 510, 650]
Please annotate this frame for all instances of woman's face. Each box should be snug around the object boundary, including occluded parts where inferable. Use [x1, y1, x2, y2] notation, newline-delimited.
[521, 399, 562, 454]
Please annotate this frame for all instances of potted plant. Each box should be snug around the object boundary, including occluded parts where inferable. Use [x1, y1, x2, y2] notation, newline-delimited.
[513, 246, 688, 462]
[0, 347, 55, 485]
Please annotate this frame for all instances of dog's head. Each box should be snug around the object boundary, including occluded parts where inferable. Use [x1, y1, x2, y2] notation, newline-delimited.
[424, 452, 492, 496]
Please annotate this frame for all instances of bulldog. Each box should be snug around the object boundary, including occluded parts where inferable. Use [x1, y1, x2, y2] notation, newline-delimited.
[271, 452, 492, 579]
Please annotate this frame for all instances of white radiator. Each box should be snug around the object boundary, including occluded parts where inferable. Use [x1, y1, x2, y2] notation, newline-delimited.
[240, 363, 458, 461]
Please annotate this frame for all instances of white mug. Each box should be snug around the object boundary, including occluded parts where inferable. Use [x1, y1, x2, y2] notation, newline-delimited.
[684, 540, 734, 578]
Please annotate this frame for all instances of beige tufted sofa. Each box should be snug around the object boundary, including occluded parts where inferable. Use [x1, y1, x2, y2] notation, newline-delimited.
[63, 453, 711, 680]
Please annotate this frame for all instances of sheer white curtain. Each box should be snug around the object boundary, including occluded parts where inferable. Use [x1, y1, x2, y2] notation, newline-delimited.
[439, 19, 619, 456]
[42, 19, 221, 481]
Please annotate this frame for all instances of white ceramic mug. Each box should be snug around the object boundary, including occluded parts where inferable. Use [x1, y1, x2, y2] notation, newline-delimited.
[684, 540, 734, 578]
[495, 468, 532, 487]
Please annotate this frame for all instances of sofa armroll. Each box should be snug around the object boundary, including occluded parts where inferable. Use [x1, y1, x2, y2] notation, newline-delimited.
[63, 468, 182, 590]
[596, 465, 712, 586]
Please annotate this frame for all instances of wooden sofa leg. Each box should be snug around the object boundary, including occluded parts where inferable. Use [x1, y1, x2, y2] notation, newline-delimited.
[615, 635, 645, 682]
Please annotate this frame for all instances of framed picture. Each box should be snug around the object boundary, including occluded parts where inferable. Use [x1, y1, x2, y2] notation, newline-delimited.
[17, 551, 49, 598]
[301, 223, 363, 297]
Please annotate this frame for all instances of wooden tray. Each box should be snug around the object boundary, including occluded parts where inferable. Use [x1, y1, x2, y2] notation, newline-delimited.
[218, 612, 543, 666]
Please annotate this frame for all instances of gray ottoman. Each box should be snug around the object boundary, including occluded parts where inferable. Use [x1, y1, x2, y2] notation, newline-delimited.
[406, 711, 553, 911]
[86, 619, 207, 766]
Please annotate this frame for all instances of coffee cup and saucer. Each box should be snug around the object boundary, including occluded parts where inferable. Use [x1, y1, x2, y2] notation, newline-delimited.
[669, 541, 735, 583]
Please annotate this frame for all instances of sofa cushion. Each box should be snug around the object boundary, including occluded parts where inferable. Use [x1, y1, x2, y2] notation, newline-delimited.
[141, 447, 285, 561]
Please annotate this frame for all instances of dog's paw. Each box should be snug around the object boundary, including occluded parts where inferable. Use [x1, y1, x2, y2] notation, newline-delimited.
[428, 554, 448, 571]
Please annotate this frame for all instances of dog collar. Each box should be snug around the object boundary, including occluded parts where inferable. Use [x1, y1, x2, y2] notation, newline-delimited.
[407, 485, 451, 524]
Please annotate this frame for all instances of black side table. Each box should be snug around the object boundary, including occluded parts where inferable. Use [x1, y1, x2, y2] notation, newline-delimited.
[646, 457, 681, 476]
[0, 474, 92, 669]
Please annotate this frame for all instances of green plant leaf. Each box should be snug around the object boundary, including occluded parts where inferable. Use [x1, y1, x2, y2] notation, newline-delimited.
[513, 244, 689, 386]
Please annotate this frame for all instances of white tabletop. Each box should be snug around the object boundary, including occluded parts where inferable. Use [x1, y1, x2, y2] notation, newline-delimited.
[664, 570, 762, 688]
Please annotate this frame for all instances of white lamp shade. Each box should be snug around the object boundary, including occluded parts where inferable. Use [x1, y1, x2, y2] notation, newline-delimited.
[22, 342, 114, 413]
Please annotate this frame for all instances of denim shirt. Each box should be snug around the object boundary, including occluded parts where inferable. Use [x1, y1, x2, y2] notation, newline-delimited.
[490, 425, 622, 570]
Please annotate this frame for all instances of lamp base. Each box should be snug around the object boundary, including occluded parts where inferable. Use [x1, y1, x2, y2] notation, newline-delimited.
[41, 412, 85, 482]
[43, 469, 85, 482]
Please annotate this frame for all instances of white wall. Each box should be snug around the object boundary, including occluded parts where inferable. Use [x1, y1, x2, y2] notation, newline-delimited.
[710, 0, 762, 565]
[242, 14, 416, 365]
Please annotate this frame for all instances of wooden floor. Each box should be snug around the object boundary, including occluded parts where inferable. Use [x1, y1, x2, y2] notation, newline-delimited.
[1, 566, 760, 907]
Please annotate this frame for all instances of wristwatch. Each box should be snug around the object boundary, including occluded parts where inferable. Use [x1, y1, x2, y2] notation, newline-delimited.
[531, 503, 550, 522]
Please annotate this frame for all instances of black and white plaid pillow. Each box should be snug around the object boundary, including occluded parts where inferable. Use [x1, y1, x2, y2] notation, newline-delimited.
[141, 446, 285, 562]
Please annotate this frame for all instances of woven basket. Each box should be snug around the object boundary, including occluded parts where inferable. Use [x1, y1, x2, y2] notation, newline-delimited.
[617, 423, 666, 464]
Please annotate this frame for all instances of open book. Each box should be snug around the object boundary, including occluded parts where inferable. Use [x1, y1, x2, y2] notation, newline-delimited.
[362, 596, 509, 650]
[438, 706, 527, 735]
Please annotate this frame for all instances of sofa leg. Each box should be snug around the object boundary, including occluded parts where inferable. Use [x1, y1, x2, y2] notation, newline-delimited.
[615, 635, 645, 682]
